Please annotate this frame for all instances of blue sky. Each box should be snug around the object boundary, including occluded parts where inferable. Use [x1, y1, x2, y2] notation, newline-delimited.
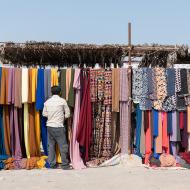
[0, 0, 189, 45]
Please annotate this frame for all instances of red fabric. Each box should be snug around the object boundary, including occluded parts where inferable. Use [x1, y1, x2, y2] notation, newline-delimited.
[162, 112, 169, 154]
[145, 111, 152, 165]
[179, 152, 190, 164]
[77, 70, 92, 161]
[179, 112, 184, 130]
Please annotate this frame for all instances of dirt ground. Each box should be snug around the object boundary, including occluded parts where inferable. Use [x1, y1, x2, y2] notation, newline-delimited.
[0, 165, 190, 190]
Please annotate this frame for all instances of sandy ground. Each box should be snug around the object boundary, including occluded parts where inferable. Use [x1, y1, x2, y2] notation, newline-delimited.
[1, 165, 190, 190]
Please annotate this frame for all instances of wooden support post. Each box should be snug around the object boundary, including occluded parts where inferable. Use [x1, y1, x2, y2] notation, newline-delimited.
[128, 22, 132, 66]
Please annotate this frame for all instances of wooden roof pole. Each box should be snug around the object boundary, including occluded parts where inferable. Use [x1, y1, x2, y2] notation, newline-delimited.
[128, 22, 132, 66]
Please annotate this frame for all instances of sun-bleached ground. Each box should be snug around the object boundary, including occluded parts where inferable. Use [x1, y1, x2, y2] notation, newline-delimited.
[0, 165, 190, 190]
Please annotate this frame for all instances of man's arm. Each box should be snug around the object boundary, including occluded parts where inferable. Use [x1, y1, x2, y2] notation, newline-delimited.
[42, 104, 48, 117]
[63, 101, 70, 119]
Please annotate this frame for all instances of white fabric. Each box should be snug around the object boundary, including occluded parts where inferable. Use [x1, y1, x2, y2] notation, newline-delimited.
[22, 68, 29, 103]
[42, 95, 70, 127]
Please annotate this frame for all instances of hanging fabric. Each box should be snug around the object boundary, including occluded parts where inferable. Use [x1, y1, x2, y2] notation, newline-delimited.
[77, 69, 92, 162]
[70, 69, 86, 169]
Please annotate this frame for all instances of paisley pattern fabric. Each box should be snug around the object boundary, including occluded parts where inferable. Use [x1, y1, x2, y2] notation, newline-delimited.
[153, 68, 167, 110]
[132, 68, 143, 103]
[132, 67, 190, 111]
[185, 69, 190, 105]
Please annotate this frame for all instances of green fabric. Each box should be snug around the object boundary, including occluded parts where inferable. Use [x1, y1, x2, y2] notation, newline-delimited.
[68, 69, 75, 107]
[60, 69, 67, 99]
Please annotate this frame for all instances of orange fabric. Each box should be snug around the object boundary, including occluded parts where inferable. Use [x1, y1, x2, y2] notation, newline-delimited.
[66, 68, 72, 100]
[35, 109, 41, 154]
[3, 106, 11, 156]
[0, 68, 9, 105]
[28, 69, 33, 103]
[162, 112, 169, 154]
[28, 104, 40, 157]
[4, 158, 14, 170]
[26, 157, 40, 170]
[145, 111, 152, 164]
[155, 112, 162, 153]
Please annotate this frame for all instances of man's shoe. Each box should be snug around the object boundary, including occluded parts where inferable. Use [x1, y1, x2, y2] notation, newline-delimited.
[61, 165, 73, 170]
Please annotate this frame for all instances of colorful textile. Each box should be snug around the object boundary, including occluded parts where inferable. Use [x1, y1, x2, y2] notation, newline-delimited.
[36, 69, 45, 111]
[112, 68, 120, 112]
[70, 69, 86, 169]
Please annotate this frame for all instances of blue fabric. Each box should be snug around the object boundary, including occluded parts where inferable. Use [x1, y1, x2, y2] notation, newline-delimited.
[0, 161, 5, 170]
[166, 68, 176, 96]
[153, 137, 160, 159]
[0, 155, 9, 160]
[36, 69, 45, 111]
[153, 109, 158, 137]
[167, 111, 173, 135]
[36, 69, 48, 155]
[40, 112, 48, 156]
[135, 104, 142, 156]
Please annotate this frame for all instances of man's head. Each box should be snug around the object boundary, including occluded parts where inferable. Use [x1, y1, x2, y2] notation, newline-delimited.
[51, 86, 61, 96]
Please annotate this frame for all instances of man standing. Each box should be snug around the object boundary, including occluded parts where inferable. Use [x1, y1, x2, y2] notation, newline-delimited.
[42, 86, 71, 170]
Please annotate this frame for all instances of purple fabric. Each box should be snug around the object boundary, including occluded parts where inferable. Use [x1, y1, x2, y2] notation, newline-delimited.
[171, 142, 177, 157]
[14, 107, 22, 158]
[170, 111, 177, 141]
[9, 69, 22, 158]
[181, 112, 188, 148]
[9, 69, 14, 155]
[10, 107, 14, 156]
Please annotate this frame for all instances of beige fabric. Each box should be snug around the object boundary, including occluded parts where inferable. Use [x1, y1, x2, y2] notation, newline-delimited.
[112, 68, 120, 112]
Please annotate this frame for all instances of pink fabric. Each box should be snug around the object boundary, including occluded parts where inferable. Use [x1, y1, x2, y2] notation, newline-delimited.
[70, 69, 86, 169]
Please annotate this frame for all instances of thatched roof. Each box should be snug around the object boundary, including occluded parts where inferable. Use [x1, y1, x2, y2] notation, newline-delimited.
[0, 41, 189, 67]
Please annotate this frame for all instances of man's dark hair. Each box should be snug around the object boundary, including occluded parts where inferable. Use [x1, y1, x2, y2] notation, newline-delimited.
[51, 86, 61, 95]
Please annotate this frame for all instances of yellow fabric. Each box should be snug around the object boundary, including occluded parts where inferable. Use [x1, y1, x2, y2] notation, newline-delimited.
[37, 156, 48, 169]
[56, 145, 62, 164]
[35, 109, 41, 154]
[51, 68, 58, 86]
[66, 68, 72, 100]
[24, 103, 30, 158]
[32, 68, 37, 103]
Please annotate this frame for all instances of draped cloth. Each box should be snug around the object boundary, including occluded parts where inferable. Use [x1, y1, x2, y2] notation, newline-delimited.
[36, 69, 47, 156]
[44, 69, 51, 101]
[77, 69, 92, 161]
[144, 111, 152, 164]
[51, 68, 58, 86]
[66, 68, 72, 101]
[155, 112, 162, 153]
[36, 69, 45, 111]
[3, 106, 11, 156]
[28, 104, 40, 157]
[0, 68, 9, 105]
[0, 70, 3, 157]
[22, 68, 29, 103]
[112, 68, 120, 112]
[119, 68, 130, 154]
[68, 69, 75, 107]
[8, 69, 22, 158]
[70, 69, 86, 169]
[32, 68, 37, 103]
[60, 69, 67, 99]
[0, 105, 6, 156]
[24, 103, 30, 158]
[14, 68, 22, 108]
